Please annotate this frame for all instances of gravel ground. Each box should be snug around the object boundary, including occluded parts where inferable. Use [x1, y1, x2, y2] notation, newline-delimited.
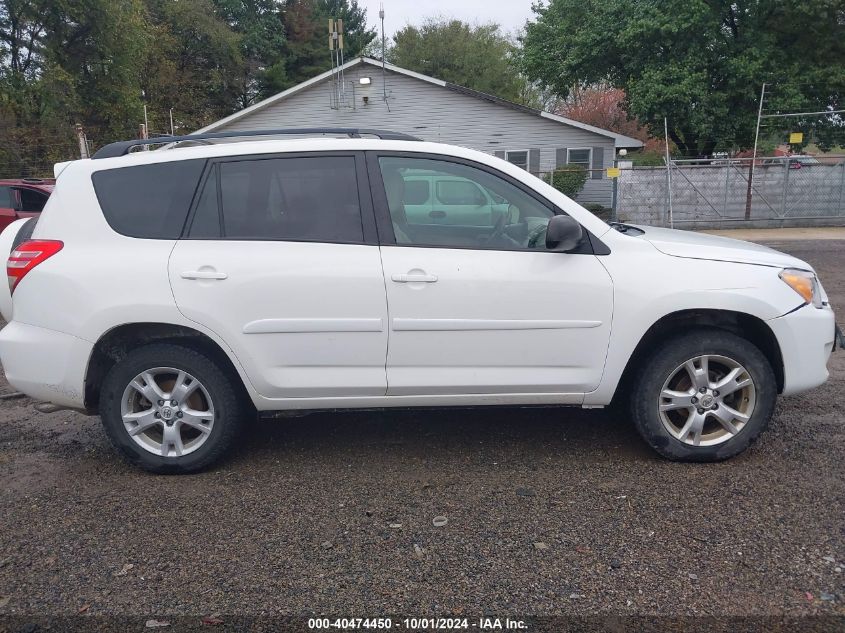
[0, 239, 843, 630]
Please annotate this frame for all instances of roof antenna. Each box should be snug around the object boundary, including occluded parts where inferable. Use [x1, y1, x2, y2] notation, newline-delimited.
[380, 3, 390, 111]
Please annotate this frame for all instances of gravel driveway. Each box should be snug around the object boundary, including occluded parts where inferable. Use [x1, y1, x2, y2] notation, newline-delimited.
[0, 239, 843, 631]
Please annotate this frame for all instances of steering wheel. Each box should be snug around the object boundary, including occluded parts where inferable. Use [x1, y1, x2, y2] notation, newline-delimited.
[483, 213, 508, 245]
[527, 223, 548, 248]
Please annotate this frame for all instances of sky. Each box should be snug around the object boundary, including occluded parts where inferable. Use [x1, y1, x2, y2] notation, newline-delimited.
[356, 0, 537, 38]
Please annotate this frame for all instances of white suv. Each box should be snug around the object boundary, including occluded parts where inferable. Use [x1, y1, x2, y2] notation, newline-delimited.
[0, 129, 838, 473]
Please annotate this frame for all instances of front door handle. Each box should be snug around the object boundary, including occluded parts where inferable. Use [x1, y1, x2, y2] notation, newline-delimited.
[181, 270, 228, 281]
[391, 272, 438, 283]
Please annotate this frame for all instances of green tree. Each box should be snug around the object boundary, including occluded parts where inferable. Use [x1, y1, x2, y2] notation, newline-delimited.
[211, 0, 287, 107]
[520, 0, 845, 156]
[389, 18, 526, 103]
[278, 0, 375, 91]
[143, 0, 244, 132]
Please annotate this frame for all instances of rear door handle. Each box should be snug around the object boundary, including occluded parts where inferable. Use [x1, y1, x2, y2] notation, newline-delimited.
[391, 272, 438, 283]
[181, 270, 228, 280]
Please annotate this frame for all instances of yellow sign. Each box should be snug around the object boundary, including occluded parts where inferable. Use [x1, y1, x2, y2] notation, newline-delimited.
[607, 167, 621, 178]
[789, 132, 803, 144]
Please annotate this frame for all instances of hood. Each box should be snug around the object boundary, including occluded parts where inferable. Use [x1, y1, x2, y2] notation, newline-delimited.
[629, 225, 811, 270]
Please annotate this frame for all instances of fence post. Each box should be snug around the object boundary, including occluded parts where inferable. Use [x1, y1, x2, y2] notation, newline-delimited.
[723, 164, 731, 227]
[780, 159, 790, 221]
[611, 158, 619, 222]
[839, 160, 845, 216]
[75, 123, 89, 159]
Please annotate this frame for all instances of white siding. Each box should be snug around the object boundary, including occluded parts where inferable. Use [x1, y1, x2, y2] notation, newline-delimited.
[216, 65, 616, 207]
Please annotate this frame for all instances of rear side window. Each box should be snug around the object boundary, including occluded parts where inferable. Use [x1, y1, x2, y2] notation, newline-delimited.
[92, 160, 206, 238]
[204, 156, 363, 243]
[0, 186, 11, 208]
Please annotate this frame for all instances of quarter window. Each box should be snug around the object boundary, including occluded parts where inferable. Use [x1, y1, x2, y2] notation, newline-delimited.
[215, 156, 363, 242]
[92, 160, 206, 239]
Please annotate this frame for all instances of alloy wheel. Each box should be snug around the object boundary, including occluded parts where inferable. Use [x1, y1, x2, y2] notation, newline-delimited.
[120, 367, 215, 457]
[658, 354, 757, 447]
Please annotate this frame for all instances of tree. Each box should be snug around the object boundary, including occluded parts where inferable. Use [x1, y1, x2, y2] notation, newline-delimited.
[143, 0, 244, 132]
[520, 0, 845, 156]
[277, 0, 375, 91]
[211, 0, 287, 107]
[557, 85, 663, 152]
[389, 18, 526, 104]
[0, 0, 47, 81]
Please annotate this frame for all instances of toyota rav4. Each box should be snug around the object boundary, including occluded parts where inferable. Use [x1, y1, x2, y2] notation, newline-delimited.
[0, 129, 838, 473]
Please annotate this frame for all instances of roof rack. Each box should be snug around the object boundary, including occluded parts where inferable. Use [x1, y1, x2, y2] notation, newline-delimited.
[91, 128, 422, 159]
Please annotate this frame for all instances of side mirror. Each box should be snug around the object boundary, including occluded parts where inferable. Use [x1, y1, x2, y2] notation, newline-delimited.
[545, 215, 583, 252]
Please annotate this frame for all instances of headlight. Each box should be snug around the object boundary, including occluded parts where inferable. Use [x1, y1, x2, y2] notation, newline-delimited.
[779, 268, 823, 308]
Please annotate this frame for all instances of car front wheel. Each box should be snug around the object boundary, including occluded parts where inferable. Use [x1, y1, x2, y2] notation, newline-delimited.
[630, 328, 777, 461]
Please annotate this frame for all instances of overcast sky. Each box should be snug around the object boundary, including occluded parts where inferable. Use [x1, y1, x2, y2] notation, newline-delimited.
[357, 0, 537, 38]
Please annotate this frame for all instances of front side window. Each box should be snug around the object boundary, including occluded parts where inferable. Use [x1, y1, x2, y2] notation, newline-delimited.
[436, 180, 487, 206]
[567, 148, 592, 170]
[0, 186, 12, 209]
[208, 156, 363, 242]
[403, 179, 429, 205]
[378, 156, 556, 250]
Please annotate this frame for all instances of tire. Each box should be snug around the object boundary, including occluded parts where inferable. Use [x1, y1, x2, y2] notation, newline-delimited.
[99, 343, 245, 474]
[630, 328, 777, 462]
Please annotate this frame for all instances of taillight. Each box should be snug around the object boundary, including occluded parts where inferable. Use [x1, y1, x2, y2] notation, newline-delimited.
[7, 240, 63, 293]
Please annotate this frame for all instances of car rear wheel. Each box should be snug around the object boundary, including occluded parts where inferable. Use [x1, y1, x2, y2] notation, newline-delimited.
[100, 343, 244, 473]
[630, 328, 777, 461]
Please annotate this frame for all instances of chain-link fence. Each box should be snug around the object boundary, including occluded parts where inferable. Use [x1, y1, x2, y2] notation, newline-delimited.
[616, 156, 845, 228]
[0, 126, 86, 179]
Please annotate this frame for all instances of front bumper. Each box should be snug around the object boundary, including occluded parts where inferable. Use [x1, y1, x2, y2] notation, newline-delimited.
[0, 320, 92, 409]
[767, 304, 836, 396]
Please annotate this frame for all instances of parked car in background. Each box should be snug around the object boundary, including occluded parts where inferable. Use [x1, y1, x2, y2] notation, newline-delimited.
[0, 129, 838, 473]
[761, 155, 822, 170]
[401, 170, 511, 226]
[786, 155, 821, 169]
[0, 178, 54, 231]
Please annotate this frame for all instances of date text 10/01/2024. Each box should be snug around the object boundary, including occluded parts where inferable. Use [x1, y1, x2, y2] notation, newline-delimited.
[307, 618, 529, 630]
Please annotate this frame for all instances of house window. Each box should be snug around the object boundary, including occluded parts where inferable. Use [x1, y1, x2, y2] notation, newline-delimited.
[505, 150, 529, 171]
[567, 148, 592, 171]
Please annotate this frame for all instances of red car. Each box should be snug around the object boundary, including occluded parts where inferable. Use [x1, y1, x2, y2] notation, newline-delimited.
[0, 178, 54, 232]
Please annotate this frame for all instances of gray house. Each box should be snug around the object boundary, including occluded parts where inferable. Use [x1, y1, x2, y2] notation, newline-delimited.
[195, 57, 643, 207]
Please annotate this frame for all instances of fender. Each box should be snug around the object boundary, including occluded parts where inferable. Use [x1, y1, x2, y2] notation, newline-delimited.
[586, 244, 801, 405]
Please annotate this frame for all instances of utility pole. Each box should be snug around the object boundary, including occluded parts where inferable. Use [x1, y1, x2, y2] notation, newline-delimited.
[169, 108, 175, 136]
[664, 117, 673, 229]
[745, 83, 766, 220]
[141, 103, 150, 150]
[380, 3, 388, 106]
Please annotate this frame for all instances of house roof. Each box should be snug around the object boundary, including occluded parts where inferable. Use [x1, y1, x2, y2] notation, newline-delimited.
[194, 57, 644, 149]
